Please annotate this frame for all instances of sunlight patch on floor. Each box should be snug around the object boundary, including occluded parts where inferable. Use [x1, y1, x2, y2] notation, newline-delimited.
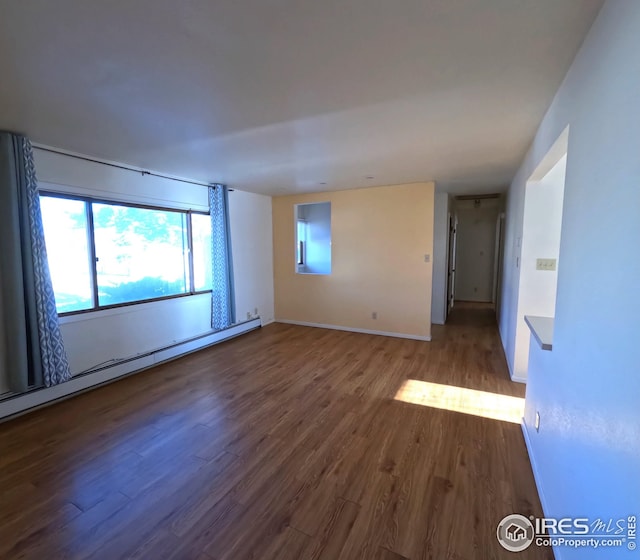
[394, 379, 524, 424]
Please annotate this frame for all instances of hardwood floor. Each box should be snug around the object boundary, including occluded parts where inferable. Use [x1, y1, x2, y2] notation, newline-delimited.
[0, 304, 552, 559]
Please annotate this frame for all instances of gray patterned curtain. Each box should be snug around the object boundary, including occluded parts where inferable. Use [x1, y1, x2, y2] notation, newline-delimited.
[0, 132, 71, 392]
[209, 184, 235, 330]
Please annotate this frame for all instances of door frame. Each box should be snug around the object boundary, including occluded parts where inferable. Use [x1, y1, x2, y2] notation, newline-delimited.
[446, 213, 458, 318]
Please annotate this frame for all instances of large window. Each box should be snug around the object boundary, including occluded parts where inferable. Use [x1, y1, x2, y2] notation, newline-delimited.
[40, 194, 212, 314]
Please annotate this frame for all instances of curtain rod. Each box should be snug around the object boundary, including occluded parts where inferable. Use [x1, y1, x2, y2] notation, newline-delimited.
[32, 145, 222, 190]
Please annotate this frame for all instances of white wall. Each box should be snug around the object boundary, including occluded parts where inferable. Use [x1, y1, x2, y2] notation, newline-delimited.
[431, 192, 450, 324]
[454, 198, 500, 302]
[229, 189, 275, 324]
[0, 148, 274, 380]
[499, 2, 640, 558]
[34, 148, 209, 211]
[513, 155, 566, 379]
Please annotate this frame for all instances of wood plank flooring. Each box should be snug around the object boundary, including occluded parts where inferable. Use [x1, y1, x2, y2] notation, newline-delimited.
[0, 304, 552, 559]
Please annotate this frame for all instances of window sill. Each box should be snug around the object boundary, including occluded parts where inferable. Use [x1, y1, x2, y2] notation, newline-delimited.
[58, 292, 212, 324]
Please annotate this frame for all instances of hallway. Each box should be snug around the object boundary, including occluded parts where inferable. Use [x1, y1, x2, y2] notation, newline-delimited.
[0, 308, 549, 559]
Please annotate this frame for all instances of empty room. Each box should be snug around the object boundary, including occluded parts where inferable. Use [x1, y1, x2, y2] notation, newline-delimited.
[0, 1, 638, 559]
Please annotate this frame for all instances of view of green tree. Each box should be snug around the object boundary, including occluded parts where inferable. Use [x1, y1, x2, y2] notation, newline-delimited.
[93, 204, 185, 246]
[40, 194, 212, 314]
[99, 276, 186, 306]
[93, 203, 189, 306]
[55, 293, 93, 314]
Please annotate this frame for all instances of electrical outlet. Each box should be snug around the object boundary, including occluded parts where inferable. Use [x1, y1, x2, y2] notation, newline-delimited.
[246, 311, 251, 320]
[535, 411, 541, 432]
[254, 307, 258, 316]
[424, 254, 430, 263]
[372, 311, 377, 320]
[536, 258, 557, 271]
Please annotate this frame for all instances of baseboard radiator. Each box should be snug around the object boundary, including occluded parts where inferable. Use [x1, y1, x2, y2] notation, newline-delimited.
[0, 318, 261, 422]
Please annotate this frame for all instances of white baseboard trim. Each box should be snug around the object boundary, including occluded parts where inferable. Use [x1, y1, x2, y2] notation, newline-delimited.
[276, 319, 431, 341]
[522, 420, 569, 560]
[261, 318, 275, 327]
[521, 419, 551, 518]
[506, 356, 527, 384]
[0, 318, 261, 422]
[522, 419, 564, 557]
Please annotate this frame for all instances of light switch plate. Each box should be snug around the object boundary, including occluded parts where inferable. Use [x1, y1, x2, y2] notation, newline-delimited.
[536, 258, 557, 271]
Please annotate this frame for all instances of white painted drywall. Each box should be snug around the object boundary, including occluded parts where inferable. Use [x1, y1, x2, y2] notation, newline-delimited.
[58, 294, 212, 374]
[454, 199, 500, 302]
[33, 148, 209, 211]
[499, 2, 640, 558]
[431, 192, 450, 324]
[513, 155, 566, 379]
[0, 149, 275, 385]
[229, 189, 275, 325]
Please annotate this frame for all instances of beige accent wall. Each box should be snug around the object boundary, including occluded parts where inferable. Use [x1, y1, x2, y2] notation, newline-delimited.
[273, 182, 435, 339]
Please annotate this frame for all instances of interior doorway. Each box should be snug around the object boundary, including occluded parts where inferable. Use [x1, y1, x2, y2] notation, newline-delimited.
[446, 214, 457, 319]
[453, 194, 504, 305]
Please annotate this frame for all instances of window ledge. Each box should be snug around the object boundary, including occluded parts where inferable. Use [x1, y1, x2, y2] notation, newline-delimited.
[58, 292, 211, 324]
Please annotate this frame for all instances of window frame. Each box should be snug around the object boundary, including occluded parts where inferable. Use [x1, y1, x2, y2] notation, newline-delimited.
[296, 219, 306, 266]
[40, 191, 212, 317]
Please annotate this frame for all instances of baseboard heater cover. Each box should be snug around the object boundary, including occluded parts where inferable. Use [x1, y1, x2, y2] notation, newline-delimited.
[0, 318, 261, 422]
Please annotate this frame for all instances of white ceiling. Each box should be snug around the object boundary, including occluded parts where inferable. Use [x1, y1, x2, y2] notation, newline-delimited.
[0, 0, 602, 196]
